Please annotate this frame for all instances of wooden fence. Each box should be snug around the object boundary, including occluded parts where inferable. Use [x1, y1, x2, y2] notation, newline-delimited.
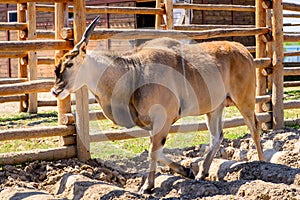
[0, 0, 299, 164]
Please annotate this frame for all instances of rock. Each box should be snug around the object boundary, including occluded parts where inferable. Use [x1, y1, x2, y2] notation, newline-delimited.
[0, 187, 55, 200]
[237, 180, 300, 199]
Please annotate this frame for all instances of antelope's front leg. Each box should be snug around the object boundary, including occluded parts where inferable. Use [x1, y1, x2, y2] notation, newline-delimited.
[139, 136, 163, 194]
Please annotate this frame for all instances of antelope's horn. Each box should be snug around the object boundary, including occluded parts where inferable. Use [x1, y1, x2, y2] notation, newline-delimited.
[74, 16, 100, 50]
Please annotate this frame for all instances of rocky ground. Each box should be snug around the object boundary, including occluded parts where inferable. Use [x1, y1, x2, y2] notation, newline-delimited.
[0, 128, 299, 199]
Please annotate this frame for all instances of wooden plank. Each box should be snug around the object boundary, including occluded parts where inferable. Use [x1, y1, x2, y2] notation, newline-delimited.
[87, 27, 270, 40]
[0, 52, 27, 58]
[165, 0, 174, 30]
[0, 22, 27, 31]
[90, 113, 272, 142]
[0, 78, 27, 84]
[284, 67, 300, 76]
[55, 2, 72, 129]
[283, 100, 300, 109]
[272, 0, 284, 130]
[0, 146, 76, 166]
[1, 0, 70, 3]
[254, 58, 272, 69]
[18, 3, 28, 112]
[38, 57, 55, 65]
[174, 24, 256, 31]
[284, 34, 300, 42]
[0, 95, 27, 103]
[73, 0, 91, 162]
[155, 0, 163, 29]
[0, 125, 75, 141]
[0, 80, 54, 96]
[284, 81, 300, 87]
[27, 2, 38, 114]
[284, 51, 300, 57]
[0, 40, 73, 52]
[255, 0, 267, 113]
[37, 30, 55, 39]
[283, 2, 300, 12]
[173, 3, 255, 12]
[36, 4, 164, 15]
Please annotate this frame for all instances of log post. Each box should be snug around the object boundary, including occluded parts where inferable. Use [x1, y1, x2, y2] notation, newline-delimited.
[155, 0, 163, 29]
[27, 2, 38, 113]
[165, 0, 174, 30]
[73, 0, 91, 161]
[55, 2, 73, 146]
[271, 0, 284, 129]
[255, 0, 267, 113]
[17, 3, 28, 112]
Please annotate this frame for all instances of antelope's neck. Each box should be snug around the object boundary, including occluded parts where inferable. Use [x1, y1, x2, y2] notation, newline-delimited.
[80, 53, 113, 95]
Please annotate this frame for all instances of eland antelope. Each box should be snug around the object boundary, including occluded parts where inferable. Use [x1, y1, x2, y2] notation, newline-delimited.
[51, 16, 264, 193]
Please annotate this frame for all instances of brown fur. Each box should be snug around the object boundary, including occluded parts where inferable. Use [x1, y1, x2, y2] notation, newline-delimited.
[52, 37, 263, 194]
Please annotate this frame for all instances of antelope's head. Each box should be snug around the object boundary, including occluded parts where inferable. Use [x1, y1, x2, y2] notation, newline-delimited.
[51, 16, 100, 99]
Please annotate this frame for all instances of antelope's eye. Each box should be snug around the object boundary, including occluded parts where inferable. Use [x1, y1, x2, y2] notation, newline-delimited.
[66, 62, 73, 68]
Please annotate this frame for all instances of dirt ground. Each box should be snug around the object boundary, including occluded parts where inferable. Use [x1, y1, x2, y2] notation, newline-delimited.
[0, 127, 299, 199]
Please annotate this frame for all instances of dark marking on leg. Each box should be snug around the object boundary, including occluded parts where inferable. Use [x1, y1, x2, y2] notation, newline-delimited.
[161, 137, 166, 146]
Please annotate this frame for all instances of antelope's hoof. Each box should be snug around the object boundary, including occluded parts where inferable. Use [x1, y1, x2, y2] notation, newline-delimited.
[138, 183, 154, 194]
[183, 167, 195, 179]
[195, 172, 208, 182]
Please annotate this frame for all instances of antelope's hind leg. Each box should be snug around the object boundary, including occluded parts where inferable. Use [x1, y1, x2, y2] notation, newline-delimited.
[196, 104, 224, 181]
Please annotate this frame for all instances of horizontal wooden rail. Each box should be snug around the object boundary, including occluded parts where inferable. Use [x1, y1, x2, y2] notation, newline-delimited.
[38, 98, 97, 107]
[284, 81, 300, 87]
[284, 67, 300, 76]
[86, 6, 164, 15]
[0, 125, 75, 142]
[284, 34, 300, 42]
[0, 22, 27, 31]
[283, 14, 300, 18]
[254, 58, 272, 69]
[0, 40, 73, 52]
[1, 0, 70, 3]
[284, 51, 300, 57]
[284, 100, 300, 109]
[0, 145, 76, 165]
[0, 52, 27, 58]
[0, 80, 54, 96]
[173, 3, 255, 12]
[69, 27, 269, 40]
[0, 95, 27, 103]
[174, 24, 255, 31]
[283, 2, 300, 12]
[90, 112, 271, 142]
[0, 78, 27, 84]
[38, 57, 55, 65]
[37, 30, 55, 39]
[62, 95, 271, 126]
[36, 4, 164, 15]
[62, 110, 106, 125]
[256, 95, 271, 104]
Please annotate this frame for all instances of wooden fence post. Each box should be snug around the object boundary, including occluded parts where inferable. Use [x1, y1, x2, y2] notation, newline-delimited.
[73, 0, 91, 161]
[271, 0, 284, 129]
[255, 0, 267, 113]
[165, 0, 174, 30]
[55, 2, 73, 146]
[155, 0, 163, 29]
[27, 2, 38, 113]
[17, 3, 28, 112]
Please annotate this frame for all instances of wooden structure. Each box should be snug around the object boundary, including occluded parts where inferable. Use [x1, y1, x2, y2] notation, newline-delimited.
[0, 0, 300, 163]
